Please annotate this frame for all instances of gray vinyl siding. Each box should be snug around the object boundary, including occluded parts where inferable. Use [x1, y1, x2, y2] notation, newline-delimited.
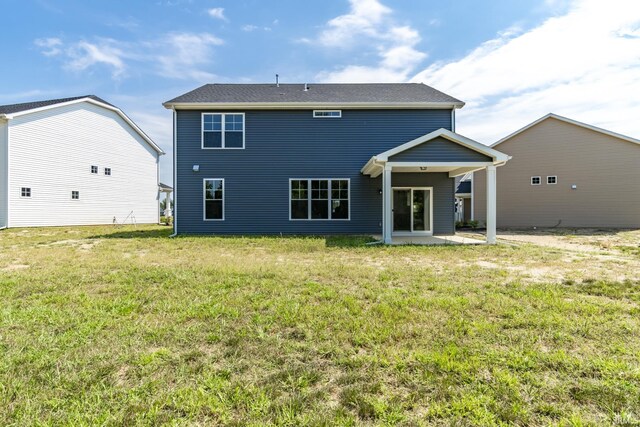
[390, 137, 492, 162]
[176, 109, 455, 235]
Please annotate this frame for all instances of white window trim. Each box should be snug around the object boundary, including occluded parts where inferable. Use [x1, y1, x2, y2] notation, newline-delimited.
[547, 175, 558, 185]
[288, 178, 350, 221]
[531, 176, 541, 186]
[313, 110, 342, 118]
[201, 112, 246, 150]
[203, 178, 225, 221]
[20, 187, 31, 198]
[391, 187, 434, 236]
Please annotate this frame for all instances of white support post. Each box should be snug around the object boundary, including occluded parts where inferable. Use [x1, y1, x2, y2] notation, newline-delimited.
[164, 192, 173, 217]
[383, 164, 393, 244]
[486, 165, 497, 244]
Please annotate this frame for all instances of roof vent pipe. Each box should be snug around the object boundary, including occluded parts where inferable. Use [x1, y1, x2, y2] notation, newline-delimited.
[276, 74, 279, 87]
[304, 83, 309, 91]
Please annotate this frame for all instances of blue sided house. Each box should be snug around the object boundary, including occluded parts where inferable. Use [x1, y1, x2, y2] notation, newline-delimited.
[163, 83, 509, 243]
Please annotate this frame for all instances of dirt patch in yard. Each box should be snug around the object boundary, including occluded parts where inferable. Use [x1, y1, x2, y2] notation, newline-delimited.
[41, 239, 101, 250]
[2, 263, 30, 271]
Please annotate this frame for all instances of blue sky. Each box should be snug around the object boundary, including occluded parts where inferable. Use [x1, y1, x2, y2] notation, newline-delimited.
[2, 0, 639, 184]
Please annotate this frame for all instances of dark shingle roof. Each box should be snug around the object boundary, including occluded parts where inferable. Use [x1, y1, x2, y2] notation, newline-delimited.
[456, 180, 471, 194]
[0, 95, 113, 115]
[159, 183, 173, 191]
[164, 83, 463, 106]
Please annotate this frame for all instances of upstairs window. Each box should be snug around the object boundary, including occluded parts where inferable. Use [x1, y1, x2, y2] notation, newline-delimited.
[104, 168, 112, 176]
[202, 113, 245, 149]
[290, 179, 349, 220]
[21, 187, 31, 198]
[91, 165, 98, 174]
[531, 176, 541, 185]
[313, 110, 341, 118]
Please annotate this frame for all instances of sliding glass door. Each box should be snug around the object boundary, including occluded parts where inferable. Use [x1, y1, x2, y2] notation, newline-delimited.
[392, 188, 432, 234]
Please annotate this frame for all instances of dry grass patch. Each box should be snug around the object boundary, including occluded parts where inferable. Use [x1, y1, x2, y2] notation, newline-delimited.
[0, 225, 639, 425]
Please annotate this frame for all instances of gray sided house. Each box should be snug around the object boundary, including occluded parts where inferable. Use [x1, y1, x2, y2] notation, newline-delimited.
[164, 83, 509, 243]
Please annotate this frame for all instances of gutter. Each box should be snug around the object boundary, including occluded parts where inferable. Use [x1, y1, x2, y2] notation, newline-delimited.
[163, 101, 466, 110]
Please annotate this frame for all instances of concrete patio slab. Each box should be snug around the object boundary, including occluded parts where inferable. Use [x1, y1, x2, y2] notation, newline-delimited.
[372, 234, 486, 245]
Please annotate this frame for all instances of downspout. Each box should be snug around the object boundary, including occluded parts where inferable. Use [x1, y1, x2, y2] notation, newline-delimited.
[4, 117, 10, 229]
[451, 108, 456, 132]
[169, 107, 178, 237]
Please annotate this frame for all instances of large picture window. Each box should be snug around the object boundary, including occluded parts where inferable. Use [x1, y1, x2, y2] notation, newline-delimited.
[290, 179, 349, 220]
[202, 113, 245, 149]
[204, 179, 224, 220]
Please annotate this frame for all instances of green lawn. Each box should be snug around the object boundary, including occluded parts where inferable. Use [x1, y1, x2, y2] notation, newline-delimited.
[1, 225, 639, 426]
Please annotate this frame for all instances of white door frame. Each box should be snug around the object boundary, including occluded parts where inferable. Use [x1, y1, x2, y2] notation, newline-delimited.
[392, 187, 433, 236]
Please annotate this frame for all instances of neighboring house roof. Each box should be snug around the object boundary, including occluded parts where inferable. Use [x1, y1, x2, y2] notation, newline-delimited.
[456, 180, 471, 194]
[163, 83, 464, 109]
[493, 113, 640, 148]
[0, 95, 113, 115]
[159, 183, 173, 191]
[0, 96, 165, 155]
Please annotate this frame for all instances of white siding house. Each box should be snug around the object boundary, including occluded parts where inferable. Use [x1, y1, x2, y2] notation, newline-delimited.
[0, 96, 164, 228]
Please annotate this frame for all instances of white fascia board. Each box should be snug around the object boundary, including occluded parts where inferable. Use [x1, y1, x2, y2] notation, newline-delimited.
[4, 98, 165, 155]
[376, 128, 510, 163]
[360, 157, 383, 176]
[448, 166, 490, 178]
[163, 101, 465, 110]
[386, 161, 494, 168]
[492, 113, 640, 148]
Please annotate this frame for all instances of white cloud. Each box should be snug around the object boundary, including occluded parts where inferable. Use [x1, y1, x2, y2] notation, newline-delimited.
[207, 7, 227, 21]
[66, 40, 127, 78]
[0, 89, 61, 102]
[313, 0, 427, 83]
[242, 24, 272, 32]
[411, 0, 640, 143]
[34, 37, 63, 57]
[156, 32, 223, 81]
[34, 32, 223, 82]
[316, 0, 391, 47]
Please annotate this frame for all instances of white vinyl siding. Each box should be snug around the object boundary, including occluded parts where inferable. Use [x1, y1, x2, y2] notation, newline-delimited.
[7, 101, 159, 227]
[0, 120, 7, 227]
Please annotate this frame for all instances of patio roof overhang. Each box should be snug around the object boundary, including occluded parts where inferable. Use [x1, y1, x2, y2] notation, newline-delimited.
[361, 128, 510, 178]
[362, 128, 510, 245]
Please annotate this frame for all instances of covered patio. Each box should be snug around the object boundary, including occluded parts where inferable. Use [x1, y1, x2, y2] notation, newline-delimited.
[361, 128, 510, 244]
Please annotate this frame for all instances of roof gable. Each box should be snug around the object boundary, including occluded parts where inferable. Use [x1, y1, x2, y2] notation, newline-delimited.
[0, 96, 164, 155]
[389, 136, 492, 163]
[376, 128, 510, 163]
[493, 113, 640, 148]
